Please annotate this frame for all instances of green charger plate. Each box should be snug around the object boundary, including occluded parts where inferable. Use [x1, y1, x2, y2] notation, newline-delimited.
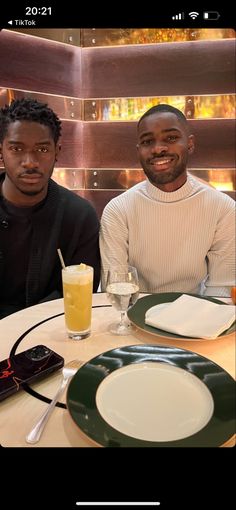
[67, 344, 236, 447]
[127, 292, 235, 340]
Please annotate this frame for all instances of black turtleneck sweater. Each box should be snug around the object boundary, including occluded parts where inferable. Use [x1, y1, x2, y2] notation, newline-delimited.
[0, 174, 100, 319]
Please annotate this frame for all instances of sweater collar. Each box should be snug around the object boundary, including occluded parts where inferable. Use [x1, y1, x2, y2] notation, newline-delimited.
[145, 173, 197, 203]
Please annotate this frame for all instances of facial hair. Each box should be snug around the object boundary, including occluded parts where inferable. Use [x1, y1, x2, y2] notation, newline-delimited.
[142, 153, 188, 187]
[3, 160, 55, 197]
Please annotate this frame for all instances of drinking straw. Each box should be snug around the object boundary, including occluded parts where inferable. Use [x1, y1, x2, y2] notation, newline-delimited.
[57, 248, 66, 270]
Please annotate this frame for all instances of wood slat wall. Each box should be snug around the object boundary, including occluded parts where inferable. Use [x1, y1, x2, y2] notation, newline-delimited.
[58, 122, 83, 168]
[82, 39, 235, 97]
[0, 30, 82, 97]
[82, 120, 235, 169]
[0, 29, 235, 217]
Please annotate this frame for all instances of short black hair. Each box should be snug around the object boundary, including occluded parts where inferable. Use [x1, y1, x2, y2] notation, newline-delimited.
[137, 103, 188, 128]
[0, 97, 62, 143]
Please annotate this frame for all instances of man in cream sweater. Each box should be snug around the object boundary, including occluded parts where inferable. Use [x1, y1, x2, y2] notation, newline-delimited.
[100, 104, 235, 296]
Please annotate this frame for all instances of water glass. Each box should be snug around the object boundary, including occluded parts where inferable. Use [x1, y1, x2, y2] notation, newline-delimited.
[106, 265, 139, 335]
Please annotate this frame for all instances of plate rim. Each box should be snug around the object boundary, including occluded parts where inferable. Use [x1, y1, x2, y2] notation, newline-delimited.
[66, 343, 235, 447]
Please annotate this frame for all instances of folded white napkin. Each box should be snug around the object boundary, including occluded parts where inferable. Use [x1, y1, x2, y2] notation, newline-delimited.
[145, 294, 236, 339]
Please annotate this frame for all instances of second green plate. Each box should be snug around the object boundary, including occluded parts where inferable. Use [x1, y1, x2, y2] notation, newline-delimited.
[127, 292, 235, 340]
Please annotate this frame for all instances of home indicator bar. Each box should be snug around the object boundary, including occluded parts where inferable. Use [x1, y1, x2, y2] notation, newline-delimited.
[76, 504, 161, 507]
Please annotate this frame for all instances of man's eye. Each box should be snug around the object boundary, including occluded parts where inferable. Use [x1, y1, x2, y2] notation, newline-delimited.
[141, 139, 152, 146]
[10, 146, 22, 152]
[37, 147, 48, 153]
[166, 136, 178, 142]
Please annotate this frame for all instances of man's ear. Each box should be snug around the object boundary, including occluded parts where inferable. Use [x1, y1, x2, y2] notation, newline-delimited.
[55, 143, 61, 161]
[188, 134, 195, 154]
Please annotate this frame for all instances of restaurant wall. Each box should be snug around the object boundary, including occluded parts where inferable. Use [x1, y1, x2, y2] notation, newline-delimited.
[0, 28, 235, 217]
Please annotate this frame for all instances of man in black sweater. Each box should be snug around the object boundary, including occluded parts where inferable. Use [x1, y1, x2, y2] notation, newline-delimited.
[0, 98, 100, 319]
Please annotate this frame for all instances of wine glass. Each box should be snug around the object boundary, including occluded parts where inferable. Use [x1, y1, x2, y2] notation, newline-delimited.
[106, 265, 139, 335]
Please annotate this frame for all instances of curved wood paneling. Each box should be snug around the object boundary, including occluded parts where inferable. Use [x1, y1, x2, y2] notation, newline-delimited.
[0, 30, 234, 214]
[83, 122, 137, 167]
[82, 39, 235, 97]
[0, 88, 82, 121]
[57, 121, 83, 168]
[189, 119, 235, 167]
[12, 28, 81, 46]
[0, 30, 82, 97]
[83, 119, 235, 168]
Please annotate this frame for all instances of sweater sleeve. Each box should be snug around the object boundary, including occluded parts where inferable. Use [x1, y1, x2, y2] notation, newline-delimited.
[204, 203, 235, 297]
[99, 198, 129, 290]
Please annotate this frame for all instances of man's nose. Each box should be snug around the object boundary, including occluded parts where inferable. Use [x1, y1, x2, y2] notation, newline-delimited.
[21, 152, 39, 168]
[151, 141, 168, 153]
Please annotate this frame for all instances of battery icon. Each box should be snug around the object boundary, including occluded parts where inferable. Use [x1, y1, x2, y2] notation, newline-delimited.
[203, 11, 220, 20]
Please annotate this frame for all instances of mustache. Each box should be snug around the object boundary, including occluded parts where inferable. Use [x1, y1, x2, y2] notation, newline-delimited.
[19, 170, 43, 177]
[148, 154, 175, 162]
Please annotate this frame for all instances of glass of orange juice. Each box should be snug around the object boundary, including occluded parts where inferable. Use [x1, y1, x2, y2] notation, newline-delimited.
[62, 264, 93, 340]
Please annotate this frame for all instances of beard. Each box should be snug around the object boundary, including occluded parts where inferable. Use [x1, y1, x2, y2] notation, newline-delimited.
[4, 162, 55, 198]
[143, 164, 185, 186]
[142, 153, 189, 187]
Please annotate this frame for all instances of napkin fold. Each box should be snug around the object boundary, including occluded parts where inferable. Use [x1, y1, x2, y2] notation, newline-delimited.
[145, 294, 235, 339]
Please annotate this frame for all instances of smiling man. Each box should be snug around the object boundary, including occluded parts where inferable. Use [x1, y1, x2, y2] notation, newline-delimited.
[100, 104, 235, 296]
[0, 98, 100, 319]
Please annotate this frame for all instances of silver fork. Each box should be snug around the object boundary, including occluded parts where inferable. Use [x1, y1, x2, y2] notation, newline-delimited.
[25, 360, 81, 444]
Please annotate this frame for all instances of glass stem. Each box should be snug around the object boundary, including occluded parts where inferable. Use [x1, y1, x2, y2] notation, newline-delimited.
[119, 311, 126, 327]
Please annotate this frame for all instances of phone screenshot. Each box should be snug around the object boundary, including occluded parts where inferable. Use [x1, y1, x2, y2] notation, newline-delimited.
[0, 5, 234, 510]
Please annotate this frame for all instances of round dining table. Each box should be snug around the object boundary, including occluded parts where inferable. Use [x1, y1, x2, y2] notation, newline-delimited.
[0, 292, 235, 447]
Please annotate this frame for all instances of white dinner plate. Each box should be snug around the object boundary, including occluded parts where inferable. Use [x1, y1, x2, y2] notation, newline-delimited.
[96, 362, 214, 442]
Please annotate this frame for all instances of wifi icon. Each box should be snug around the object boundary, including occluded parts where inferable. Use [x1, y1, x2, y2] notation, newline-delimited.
[189, 11, 199, 19]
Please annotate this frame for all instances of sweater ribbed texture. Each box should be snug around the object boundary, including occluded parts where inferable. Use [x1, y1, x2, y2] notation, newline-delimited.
[100, 174, 235, 296]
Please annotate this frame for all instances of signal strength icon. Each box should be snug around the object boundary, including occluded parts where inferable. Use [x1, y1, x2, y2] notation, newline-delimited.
[172, 12, 184, 20]
[189, 11, 199, 19]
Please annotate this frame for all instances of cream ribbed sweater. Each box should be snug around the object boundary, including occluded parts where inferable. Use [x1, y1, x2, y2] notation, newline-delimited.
[99, 174, 235, 296]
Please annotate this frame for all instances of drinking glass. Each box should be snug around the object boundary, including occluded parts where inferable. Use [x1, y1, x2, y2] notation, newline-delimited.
[62, 264, 93, 340]
[106, 265, 139, 335]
